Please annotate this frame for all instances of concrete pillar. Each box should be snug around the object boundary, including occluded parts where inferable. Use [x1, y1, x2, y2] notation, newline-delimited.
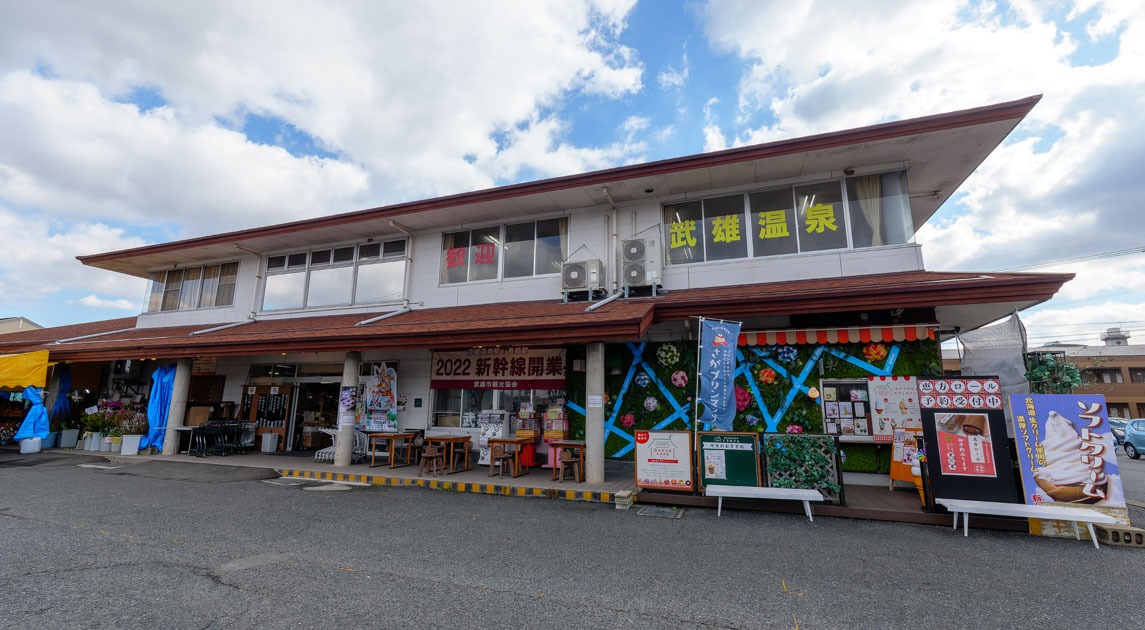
[162, 358, 193, 455]
[335, 352, 361, 467]
[585, 342, 606, 483]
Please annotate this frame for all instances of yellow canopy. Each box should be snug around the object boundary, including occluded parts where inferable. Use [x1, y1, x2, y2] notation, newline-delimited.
[0, 349, 50, 391]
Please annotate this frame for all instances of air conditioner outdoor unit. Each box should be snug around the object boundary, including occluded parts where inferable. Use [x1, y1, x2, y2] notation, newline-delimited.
[561, 259, 604, 293]
[621, 237, 662, 288]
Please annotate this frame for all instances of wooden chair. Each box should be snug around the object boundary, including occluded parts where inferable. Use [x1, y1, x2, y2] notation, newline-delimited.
[558, 448, 581, 482]
[488, 443, 516, 477]
[420, 444, 444, 476]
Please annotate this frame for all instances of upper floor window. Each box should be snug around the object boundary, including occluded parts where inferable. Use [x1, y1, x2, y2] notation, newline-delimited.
[663, 170, 913, 264]
[440, 218, 567, 284]
[262, 239, 406, 312]
[1129, 368, 1145, 384]
[146, 262, 239, 313]
[1082, 368, 1123, 385]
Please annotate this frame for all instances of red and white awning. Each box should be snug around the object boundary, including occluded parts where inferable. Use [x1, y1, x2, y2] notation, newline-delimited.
[737, 324, 936, 346]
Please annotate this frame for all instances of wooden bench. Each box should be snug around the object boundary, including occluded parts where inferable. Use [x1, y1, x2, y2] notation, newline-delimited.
[934, 497, 1118, 549]
[705, 485, 825, 522]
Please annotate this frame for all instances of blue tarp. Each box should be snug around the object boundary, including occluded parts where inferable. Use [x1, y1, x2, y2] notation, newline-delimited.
[14, 386, 49, 441]
[141, 364, 176, 452]
[50, 364, 72, 424]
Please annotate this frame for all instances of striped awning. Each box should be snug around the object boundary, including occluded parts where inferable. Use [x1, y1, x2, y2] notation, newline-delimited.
[738, 324, 936, 346]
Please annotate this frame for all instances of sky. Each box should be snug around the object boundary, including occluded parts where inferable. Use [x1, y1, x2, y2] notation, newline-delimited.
[1, 0, 1143, 350]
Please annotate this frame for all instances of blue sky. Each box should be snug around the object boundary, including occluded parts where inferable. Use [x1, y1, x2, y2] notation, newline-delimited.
[1, 0, 1144, 349]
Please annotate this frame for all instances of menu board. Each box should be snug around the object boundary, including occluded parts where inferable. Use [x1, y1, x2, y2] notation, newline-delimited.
[697, 432, 761, 489]
[868, 376, 924, 485]
[917, 378, 1017, 504]
[634, 431, 693, 491]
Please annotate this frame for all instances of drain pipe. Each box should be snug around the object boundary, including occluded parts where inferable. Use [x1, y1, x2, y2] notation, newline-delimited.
[389, 220, 415, 301]
[190, 316, 256, 336]
[585, 291, 622, 312]
[355, 306, 411, 326]
[602, 186, 620, 294]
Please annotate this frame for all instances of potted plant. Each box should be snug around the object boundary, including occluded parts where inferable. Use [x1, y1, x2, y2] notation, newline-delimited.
[80, 412, 104, 451]
[118, 413, 149, 456]
[105, 423, 122, 453]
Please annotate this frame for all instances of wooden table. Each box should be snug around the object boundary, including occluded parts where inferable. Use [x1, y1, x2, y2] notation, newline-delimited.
[487, 436, 532, 477]
[548, 439, 585, 482]
[427, 435, 471, 473]
[368, 431, 417, 468]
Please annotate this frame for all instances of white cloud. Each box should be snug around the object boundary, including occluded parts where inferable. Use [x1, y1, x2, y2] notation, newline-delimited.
[75, 295, 139, 311]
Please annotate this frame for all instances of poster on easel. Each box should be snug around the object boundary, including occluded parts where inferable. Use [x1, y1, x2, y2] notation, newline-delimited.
[362, 363, 398, 431]
[634, 430, 693, 491]
[696, 432, 760, 489]
[868, 376, 923, 487]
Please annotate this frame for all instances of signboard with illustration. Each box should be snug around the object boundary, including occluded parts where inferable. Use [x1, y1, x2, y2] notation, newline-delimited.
[362, 363, 398, 431]
[634, 430, 693, 491]
[697, 432, 760, 489]
[917, 377, 1017, 503]
[1009, 394, 1130, 537]
[868, 376, 923, 486]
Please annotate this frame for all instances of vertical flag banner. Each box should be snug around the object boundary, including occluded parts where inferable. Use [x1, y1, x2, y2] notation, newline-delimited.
[697, 319, 741, 431]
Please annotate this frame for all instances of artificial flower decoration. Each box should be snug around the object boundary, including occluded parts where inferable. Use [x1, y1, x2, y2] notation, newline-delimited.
[735, 386, 752, 412]
[758, 367, 777, 385]
[839, 450, 847, 463]
[777, 345, 797, 363]
[745, 414, 761, 427]
[862, 343, 888, 363]
[656, 343, 680, 367]
[670, 370, 689, 388]
[620, 413, 636, 429]
[785, 424, 804, 434]
[633, 372, 651, 388]
[643, 396, 660, 412]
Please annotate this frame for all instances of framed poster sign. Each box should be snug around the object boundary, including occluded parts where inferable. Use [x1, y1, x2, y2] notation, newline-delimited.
[917, 377, 1017, 503]
[697, 432, 761, 489]
[634, 431, 693, 491]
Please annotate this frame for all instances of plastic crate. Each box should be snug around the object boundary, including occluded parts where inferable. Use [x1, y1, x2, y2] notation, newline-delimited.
[1093, 524, 1145, 548]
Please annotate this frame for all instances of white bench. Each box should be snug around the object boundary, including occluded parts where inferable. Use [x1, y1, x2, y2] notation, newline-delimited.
[935, 497, 1118, 549]
[705, 485, 825, 522]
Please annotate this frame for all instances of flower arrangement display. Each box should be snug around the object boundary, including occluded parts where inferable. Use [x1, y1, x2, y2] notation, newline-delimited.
[762, 434, 841, 495]
[634, 372, 651, 388]
[785, 424, 804, 434]
[777, 346, 797, 363]
[81, 400, 145, 435]
[643, 397, 659, 412]
[745, 414, 761, 427]
[734, 386, 751, 412]
[758, 367, 777, 385]
[862, 343, 888, 363]
[670, 370, 688, 388]
[656, 343, 680, 367]
[620, 413, 636, 429]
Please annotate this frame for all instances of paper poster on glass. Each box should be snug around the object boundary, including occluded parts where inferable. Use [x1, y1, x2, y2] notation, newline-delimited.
[362, 363, 398, 431]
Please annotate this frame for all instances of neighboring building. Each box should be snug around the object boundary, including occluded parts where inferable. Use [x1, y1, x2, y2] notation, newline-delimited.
[0, 95, 1072, 483]
[0, 317, 42, 335]
[1036, 328, 1145, 418]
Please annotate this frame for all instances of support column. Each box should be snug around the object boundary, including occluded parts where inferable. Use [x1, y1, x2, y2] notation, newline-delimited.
[335, 352, 361, 467]
[162, 358, 193, 456]
[585, 342, 606, 484]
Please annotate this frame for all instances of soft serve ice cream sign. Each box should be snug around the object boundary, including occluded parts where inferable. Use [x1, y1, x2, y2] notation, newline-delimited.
[1010, 395, 1125, 509]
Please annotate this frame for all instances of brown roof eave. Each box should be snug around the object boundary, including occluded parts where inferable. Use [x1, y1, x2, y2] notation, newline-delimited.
[77, 96, 1041, 268]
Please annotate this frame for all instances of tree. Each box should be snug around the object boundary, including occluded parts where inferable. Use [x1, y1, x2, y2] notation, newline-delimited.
[1025, 352, 1082, 394]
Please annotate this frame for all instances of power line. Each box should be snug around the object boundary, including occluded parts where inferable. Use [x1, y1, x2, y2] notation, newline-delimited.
[1000, 246, 1145, 271]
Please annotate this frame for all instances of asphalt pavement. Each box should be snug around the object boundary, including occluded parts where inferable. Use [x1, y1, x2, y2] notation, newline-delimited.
[2, 447, 1143, 629]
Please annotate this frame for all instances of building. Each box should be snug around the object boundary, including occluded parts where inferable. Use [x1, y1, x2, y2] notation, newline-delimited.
[0, 317, 42, 335]
[0, 95, 1072, 486]
[1034, 328, 1145, 418]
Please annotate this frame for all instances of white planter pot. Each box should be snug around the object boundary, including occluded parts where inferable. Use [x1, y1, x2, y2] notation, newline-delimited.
[101, 436, 113, 452]
[120, 434, 142, 456]
[111, 438, 121, 453]
[60, 429, 80, 449]
[86, 432, 103, 452]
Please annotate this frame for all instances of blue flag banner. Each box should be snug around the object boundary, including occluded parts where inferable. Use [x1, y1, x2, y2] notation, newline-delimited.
[698, 319, 741, 431]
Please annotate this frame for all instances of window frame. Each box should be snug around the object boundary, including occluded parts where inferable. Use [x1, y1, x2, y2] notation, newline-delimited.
[262, 238, 407, 312]
[146, 261, 240, 313]
[663, 170, 912, 266]
[439, 217, 568, 285]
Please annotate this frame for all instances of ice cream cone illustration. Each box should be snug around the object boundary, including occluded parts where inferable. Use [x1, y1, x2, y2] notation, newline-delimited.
[1034, 411, 1108, 504]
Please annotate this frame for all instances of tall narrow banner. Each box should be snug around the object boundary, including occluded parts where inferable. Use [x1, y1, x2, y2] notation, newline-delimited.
[698, 319, 741, 431]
